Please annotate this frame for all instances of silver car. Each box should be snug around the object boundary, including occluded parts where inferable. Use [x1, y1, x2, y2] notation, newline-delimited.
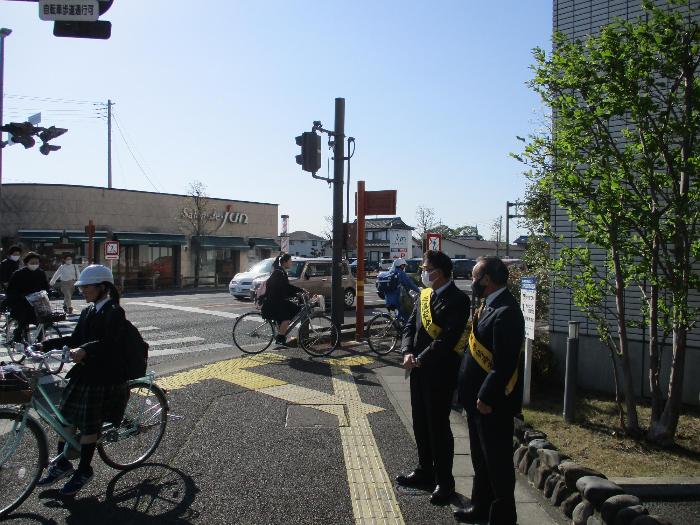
[229, 258, 275, 300]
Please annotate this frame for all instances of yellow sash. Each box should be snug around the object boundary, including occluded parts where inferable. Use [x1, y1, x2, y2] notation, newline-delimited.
[468, 330, 519, 395]
[419, 288, 468, 357]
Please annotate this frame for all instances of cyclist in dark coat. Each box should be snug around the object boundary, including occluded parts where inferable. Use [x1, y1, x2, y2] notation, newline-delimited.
[6, 251, 50, 330]
[0, 245, 22, 291]
[261, 253, 305, 345]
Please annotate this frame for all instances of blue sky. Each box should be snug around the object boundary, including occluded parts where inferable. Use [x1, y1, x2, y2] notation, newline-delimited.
[2, 0, 551, 240]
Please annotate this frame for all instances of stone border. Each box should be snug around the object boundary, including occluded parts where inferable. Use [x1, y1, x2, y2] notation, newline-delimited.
[512, 418, 674, 525]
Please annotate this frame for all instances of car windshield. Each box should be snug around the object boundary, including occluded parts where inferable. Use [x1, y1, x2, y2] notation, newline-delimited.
[247, 259, 273, 274]
[287, 261, 306, 278]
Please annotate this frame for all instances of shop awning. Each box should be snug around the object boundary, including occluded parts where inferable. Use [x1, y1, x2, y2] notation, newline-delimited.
[249, 237, 280, 249]
[65, 230, 109, 242]
[114, 232, 187, 246]
[17, 229, 63, 241]
[194, 236, 249, 249]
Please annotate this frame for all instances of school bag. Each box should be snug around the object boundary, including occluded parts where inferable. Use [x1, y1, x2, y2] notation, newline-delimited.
[255, 278, 268, 307]
[376, 270, 399, 299]
[121, 319, 149, 380]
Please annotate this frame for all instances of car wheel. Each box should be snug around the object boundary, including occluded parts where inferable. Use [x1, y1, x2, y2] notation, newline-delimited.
[344, 288, 355, 308]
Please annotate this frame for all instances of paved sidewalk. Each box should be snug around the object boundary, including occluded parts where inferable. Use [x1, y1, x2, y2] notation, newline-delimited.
[373, 355, 567, 525]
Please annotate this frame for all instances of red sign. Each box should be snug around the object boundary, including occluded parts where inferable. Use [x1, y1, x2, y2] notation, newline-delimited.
[426, 233, 442, 252]
[355, 190, 397, 216]
[104, 240, 120, 260]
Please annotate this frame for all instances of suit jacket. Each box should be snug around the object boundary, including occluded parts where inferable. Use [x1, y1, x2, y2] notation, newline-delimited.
[458, 288, 524, 415]
[401, 282, 470, 385]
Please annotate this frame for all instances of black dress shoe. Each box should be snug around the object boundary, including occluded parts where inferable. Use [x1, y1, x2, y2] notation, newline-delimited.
[453, 504, 490, 522]
[395, 470, 435, 488]
[429, 484, 454, 505]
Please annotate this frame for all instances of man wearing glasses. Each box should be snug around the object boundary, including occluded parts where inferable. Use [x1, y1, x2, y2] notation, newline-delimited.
[396, 250, 470, 506]
[454, 256, 524, 525]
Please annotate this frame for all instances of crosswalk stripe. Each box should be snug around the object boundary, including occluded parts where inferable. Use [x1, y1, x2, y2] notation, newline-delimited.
[126, 301, 240, 319]
[149, 342, 230, 358]
[147, 336, 204, 347]
[137, 326, 160, 332]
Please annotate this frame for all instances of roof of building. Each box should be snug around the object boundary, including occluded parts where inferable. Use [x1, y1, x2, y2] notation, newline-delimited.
[287, 230, 325, 241]
[444, 237, 525, 252]
[356, 217, 414, 230]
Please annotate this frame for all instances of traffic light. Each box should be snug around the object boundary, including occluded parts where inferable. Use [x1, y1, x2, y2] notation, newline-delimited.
[38, 126, 68, 143]
[1, 122, 36, 149]
[53, 0, 114, 39]
[39, 143, 61, 155]
[295, 131, 321, 173]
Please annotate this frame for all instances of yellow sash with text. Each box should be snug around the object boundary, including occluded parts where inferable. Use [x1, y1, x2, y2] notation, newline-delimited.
[419, 288, 468, 357]
[468, 329, 519, 396]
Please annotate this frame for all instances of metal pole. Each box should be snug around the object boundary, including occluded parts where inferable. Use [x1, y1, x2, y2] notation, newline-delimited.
[523, 338, 533, 405]
[505, 201, 511, 257]
[331, 98, 345, 334]
[345, 138, 351, 260]
[355, 180, 366, 340]
[0, 28, 12, 220]
[563, 321, 580, 423]
[107, 99, 112, 189]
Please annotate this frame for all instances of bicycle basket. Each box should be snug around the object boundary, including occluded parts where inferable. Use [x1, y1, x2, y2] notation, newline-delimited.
[0, 364, 32, 404]
[25, 290, 53, 321]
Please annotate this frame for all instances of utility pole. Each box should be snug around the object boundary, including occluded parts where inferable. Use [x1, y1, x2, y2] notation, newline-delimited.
[331, 98, 345, 332]
[107, 99, 113, 189]
[0, 28, 12, 213]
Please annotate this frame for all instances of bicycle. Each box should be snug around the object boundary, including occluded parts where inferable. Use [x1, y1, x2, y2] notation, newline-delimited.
[2, 301, 66, 372]
[232, 292, 339, 357]
[366, 291, 418, 356]
[0, 345, 170, 518]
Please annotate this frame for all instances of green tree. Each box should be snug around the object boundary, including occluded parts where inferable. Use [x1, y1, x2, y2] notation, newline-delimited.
[515, 0, 700, 444]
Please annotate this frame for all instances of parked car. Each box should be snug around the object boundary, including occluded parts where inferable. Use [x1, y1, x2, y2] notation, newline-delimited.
[349, 258, 380, 275]
[404, 257, 423, 286]
[229, 258, 275, 300]
[452, 259, 476, 279]
[250, 257, 357, 308]
[379, 258, 395, 271]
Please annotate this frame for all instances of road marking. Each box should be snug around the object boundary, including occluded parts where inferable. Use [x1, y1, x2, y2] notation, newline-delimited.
[126, 301, 240, 319]
[147, 336, 204, 347]
[136, 326, 161, 332]
[149, 342, 230, 358]
[156, 352, 405, 525]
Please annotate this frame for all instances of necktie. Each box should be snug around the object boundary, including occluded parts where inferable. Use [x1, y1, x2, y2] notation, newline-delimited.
[472, 301, 485, 330]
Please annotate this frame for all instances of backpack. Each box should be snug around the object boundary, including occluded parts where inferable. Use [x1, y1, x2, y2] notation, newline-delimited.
[376, 270, 399, 299]
[255, 278, 268, 307]
[121, 320, 149, 380]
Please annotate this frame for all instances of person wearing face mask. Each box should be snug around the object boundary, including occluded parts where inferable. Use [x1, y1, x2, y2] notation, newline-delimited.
[396, 250, 470, 506]
[50, 254, 81, 314]
[0, 245, 22, 292]
[454, 256, 524, 525]
[5, 251, 51, 335]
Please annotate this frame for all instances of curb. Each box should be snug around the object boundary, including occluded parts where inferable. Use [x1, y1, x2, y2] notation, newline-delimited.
[610, 477, 700, 499]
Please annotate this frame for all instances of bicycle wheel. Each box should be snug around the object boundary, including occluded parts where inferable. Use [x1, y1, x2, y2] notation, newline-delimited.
[366, 313, 400, 356]
[97, 381, 168, 470]
[3, 318, 26, 363]
[0, 409, 48, 519]
[299, 314, 339, 357]
[36, 325, 65, 374]
[232, 312, 274, 354]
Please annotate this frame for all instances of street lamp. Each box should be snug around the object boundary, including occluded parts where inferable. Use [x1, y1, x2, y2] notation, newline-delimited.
[0, 27, 12, 211]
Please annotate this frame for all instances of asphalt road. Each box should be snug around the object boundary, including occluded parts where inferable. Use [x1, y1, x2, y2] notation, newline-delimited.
[1, 287, 469, 525]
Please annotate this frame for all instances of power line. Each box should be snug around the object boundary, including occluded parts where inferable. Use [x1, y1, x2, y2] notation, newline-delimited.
[111, 112, 160, 192]
[4, 93, 102, 105]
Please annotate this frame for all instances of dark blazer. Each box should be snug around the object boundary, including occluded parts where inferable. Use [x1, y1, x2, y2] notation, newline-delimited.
[264, 268, 304, 302]
[47, 300, 129, 385]
[6, 267, 51, 322]
[401, 282, 470, 383]
[0, 258, 19, 285]
[458, 288, 525, 415]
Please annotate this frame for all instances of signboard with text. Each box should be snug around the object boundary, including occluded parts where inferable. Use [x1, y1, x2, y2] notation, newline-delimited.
[104, 240, 120, 260]
[520, 276, 537, 340]
[389, 229, 410, 259]
[39, 0, 100, 21]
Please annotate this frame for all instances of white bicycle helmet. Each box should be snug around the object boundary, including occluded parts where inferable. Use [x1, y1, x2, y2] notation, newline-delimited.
[75, 264, 114, 286]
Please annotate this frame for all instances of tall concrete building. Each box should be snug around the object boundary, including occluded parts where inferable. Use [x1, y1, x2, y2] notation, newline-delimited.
[550, 0, 700, 403]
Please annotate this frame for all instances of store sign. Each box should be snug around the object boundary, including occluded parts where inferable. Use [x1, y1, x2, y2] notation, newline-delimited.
[182, 204, 249, 231]
[389, 229, 410, 259]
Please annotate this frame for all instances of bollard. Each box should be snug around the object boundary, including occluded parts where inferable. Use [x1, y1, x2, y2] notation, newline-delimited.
[563, 321, 579, 423]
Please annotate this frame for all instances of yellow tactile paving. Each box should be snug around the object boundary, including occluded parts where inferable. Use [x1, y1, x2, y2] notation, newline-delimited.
[156, 350, 405, 524]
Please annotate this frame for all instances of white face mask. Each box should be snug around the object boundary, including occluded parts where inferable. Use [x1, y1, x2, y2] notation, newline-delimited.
[27, 263, 40, 271]
[9, 255, 20, 262]
[421, 270, 433, 288]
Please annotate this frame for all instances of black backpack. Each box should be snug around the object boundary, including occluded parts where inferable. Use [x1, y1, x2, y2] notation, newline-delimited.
[121, 320, 149, 379]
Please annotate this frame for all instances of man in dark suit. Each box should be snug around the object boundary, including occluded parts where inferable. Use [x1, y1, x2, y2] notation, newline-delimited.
[454, 256, 524, 525]
[396, 250, 470, 506]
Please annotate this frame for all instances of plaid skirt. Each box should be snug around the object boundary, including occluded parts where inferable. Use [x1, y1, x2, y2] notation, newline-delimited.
[60, 381, 129, 435]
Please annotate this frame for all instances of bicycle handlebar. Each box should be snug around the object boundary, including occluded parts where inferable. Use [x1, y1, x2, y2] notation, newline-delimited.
[22, 345, 72, 364]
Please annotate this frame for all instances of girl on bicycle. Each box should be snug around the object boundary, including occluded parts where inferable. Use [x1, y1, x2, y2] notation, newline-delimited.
[261, 253, 305, 346]
[37, 264, 129, 496]
[5, 251, 51, 339]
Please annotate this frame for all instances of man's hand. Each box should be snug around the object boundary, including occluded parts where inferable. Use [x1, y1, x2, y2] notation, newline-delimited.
[70, 348, 86, 363]
[402, 353, 417, 370]
[476, 398, 492, 415]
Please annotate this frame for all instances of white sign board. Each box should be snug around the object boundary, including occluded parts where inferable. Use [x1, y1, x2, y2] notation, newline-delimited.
[39, 0, 100, 21]
[520, 276, 537, 340]
[104, 240, 120, 261]
[389, 229, 410, 259]
[280, 236, 289, 254]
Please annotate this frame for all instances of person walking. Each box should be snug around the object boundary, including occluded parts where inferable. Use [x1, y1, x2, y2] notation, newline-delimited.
[454, 256, 524, 525]
[50, 254, 81, 314]
[0, 245, 22, 292]
[396, 250, 470, 506]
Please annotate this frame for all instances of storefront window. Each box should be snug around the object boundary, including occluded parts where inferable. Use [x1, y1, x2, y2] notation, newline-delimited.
[115, 245, 176, 289]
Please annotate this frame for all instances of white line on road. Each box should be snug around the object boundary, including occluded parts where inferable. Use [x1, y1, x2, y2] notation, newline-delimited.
[135, 326, 161, 332]
[147, 336, 204, 347]
[126, 301, 241, 319]
[149, 342, 231, 358]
